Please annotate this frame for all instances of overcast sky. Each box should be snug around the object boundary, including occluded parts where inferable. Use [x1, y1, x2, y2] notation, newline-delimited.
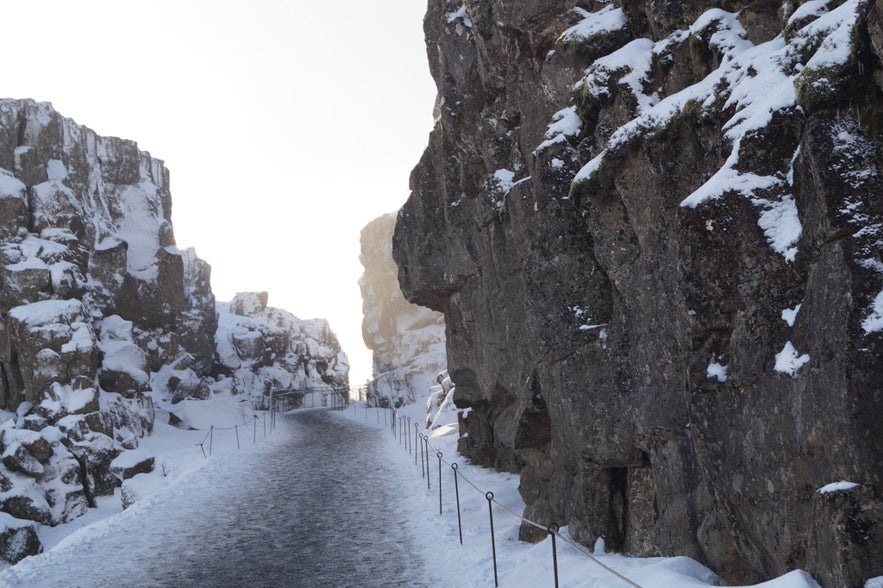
[3, 0, 437, 384]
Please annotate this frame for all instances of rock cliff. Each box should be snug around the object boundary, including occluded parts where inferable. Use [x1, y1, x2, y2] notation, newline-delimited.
[393, 1, 883, 585]
[212, 291, 349, 407]
[0, 99, 348, 563]
[360, 213, 447, 407]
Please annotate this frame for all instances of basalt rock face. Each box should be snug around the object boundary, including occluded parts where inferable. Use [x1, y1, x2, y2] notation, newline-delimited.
[360, 213, 446, 407]
[394, 1, 883, 585]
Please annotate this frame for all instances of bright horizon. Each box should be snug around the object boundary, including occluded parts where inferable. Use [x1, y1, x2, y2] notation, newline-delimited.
[3, 0, 437, 385]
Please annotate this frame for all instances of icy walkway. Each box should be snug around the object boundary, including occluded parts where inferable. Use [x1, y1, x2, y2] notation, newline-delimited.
[0, 410, 429, 587]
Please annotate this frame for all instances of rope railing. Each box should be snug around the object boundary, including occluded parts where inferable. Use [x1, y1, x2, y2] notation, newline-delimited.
[380, 406, 643, 588]
[196, 413, 268, 459]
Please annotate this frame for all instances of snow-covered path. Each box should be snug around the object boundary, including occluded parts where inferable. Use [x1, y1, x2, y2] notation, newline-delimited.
[0, 410, 429, 587]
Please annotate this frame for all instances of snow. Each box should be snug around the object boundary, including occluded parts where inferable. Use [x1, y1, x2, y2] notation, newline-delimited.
[755, 195, 802, 262]
[45, 160, 67, 181]
[535, 106, 582, 152]
[781, 304, 801, 327]
[332, 403, 823, 588]
[861, 290, 883, 334]
[803, 3, 861, 70]
[8, 299, 83, 326]
[113, 182, 166, 280]
[787, 0, 831, 26]
[571, 3, 862, 261]
[576, 38, 658, 112]
[707, 360, 728, 382]
[866, 577, 883, 588]
[0, 169, 26, 198]
[559, 5, 627, 43]
[817, 481, 859, 494]
[0, 400, 828, 587]
[446, 4, 472, 28]
[774, 341, 810, 376]
[493, 168, 516, 192]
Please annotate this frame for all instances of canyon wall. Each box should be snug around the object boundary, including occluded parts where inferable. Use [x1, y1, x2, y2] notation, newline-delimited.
[393, 1, 883, 585]
[360, 213, 446, 407]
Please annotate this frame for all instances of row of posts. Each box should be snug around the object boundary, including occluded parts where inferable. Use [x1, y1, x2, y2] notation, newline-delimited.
[384, 406, 561, 588]
[197, 413, 268, 459]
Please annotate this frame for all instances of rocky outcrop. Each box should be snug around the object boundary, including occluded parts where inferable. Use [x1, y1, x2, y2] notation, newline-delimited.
[0, 99, 349, 563]
[211, 292, 349, 408]
[360, 213, 446, 407]
[0, 100, 194, 549]
[394, 1, 882, 585]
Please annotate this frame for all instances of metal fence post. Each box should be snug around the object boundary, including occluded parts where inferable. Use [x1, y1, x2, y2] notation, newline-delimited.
[486, 491, 498, 587]
[548, 523, 560, 588]
[437, 451, 443, 515]
[424, 436, 431, 490]
[419, 433, 426, 478]
[452, 463, 463, 544]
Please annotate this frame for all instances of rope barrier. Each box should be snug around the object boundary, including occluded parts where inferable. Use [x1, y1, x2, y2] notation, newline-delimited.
[194, 415, 263, 459]
[404, 422, 643, 588]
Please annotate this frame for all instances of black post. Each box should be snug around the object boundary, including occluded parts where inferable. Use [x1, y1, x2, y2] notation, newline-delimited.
[452, 463, 463, 544]
[437, 451, 443, 515]
[414, 424, 419, 466]
[424, 437, 431, 490]
[419, 433, 426, 478]
[235, 424, 240, 449]
[209, 426, 214, 456]
[548, 523, 560, 588]
[486, 491, 498, 587]
[407, 417, 412, 454]
[253, 416, 257, 444]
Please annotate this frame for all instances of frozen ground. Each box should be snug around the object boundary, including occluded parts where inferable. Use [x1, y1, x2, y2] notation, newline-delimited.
[335, 402, 825, 588]
[0, 399, 834, 587]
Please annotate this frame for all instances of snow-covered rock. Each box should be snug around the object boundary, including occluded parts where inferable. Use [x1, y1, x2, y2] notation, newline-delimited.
[211, 292, 349, 409]
[0, 99, 348, 562]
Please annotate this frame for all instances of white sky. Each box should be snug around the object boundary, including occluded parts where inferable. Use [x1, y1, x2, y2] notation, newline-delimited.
[3, 0, 437, 385]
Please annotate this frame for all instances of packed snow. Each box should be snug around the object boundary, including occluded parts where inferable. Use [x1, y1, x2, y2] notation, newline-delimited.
[0, 399, 833, 587]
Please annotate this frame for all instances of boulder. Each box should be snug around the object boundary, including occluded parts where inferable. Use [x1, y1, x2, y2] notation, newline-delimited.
[110, 450, 154, 481]
[0, 513, 41, 564]
[1, 444, 44, 478]
[231, 292, 268, 316]
[0, 485, 52, 525]
[0, 169, 28, 241]
[7, 299, 97, 404]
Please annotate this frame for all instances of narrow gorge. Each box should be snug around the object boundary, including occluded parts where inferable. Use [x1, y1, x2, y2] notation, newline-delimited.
[393, 1, 883, 585]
